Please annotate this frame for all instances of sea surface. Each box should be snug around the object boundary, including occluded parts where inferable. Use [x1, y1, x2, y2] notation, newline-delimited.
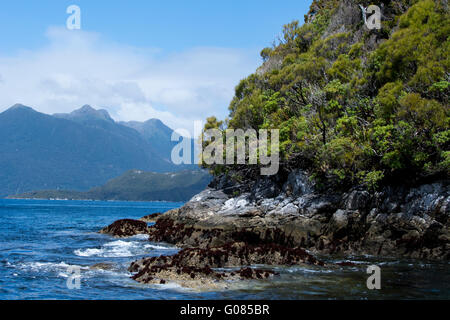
[0, 199, 448, 300]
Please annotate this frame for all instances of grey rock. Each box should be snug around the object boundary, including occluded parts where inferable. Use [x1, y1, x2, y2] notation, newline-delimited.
[345, 190, 370, 210]
[330, 210, 349, 230]
[283, 169, 314, 197]
[149, 176, 449, 260]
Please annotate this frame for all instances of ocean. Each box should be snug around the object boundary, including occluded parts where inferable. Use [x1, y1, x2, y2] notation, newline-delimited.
[0, 199, 448, 300]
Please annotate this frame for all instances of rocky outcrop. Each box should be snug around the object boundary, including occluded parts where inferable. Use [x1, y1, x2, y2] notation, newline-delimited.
[99, 219, 148, 237]
[119, 171, 448, 288]
[139, 213, 162, 223]
[147, 171, 449, 260]
[130, 264, 277, 291]
[128, 242, 321, 289]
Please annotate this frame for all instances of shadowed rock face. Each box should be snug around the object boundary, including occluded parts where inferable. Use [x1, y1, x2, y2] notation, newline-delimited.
[99, 219, 148, 238]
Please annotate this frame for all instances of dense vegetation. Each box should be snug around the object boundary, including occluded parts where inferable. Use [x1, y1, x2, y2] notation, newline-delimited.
[203, 0, 449, 190]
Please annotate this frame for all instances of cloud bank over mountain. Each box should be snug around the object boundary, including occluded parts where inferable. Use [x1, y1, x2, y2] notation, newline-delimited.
[0, 27, 259, 133]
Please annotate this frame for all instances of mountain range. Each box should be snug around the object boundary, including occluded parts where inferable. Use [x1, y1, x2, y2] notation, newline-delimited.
[0, 104, 196, 197]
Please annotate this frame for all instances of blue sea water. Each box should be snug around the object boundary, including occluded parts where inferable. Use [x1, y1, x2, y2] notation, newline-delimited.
[0, 199, 448, 300]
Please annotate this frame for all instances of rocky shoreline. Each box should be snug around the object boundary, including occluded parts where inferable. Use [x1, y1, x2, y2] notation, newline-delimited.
[127, 242, 316, 290]
[100, 218, 326, 289]
[99, 171, 449, 289]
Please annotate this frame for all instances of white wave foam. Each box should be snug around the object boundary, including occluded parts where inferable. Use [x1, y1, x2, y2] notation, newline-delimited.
[129, 234, 149, 240]
[15, 260, 131, 280]
[75, 241, 137, 258]
[17, 261, 89, 273]
[74, 239, 175, 258]
[334, 260, 367, 265]
[283, 266, 334, 274]
[74, 248, 103, 257]
[144, 244, 175, 250]
[154, 281, 187, 290]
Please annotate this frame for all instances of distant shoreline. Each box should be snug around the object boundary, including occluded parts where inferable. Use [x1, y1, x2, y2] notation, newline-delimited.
[6, 169, 211, 203]
[2, 197, 185, 204]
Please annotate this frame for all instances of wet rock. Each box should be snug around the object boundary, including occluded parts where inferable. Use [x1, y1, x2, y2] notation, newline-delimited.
[99, 219, 149, 237]
[130, 264, 276, 291]
[330, 210, 349, 231]
[297, 194, 341, 217]
[129, 242, 319, 289]
[89, 263, 115, 270]
[283, 169, 313, 197]
[344, 190, 370, 211]
[252, 176, 282, 200]
[132, 242, 322, 271]
[402, 183, 449, 218]
[139, 213, 162, 223]
[278, 203, 299, 215]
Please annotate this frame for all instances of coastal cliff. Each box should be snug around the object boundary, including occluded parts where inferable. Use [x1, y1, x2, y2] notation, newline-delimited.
[147, 172, 449, 261]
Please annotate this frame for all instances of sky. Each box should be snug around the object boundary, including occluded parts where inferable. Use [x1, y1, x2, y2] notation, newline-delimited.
[0, 0, 312, 132]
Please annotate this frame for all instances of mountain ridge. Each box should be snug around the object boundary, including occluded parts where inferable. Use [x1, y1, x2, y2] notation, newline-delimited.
[54, 105, 115, 123]
[0, 104, 196, 197]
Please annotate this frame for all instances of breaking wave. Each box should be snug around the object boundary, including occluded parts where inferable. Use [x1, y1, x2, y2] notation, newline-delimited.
[74, 240, 176, 258]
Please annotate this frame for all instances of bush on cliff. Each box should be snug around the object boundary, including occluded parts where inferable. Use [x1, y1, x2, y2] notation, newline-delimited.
[201, 0, 449, 190]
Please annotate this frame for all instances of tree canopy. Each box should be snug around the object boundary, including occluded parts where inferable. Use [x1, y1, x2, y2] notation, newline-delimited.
[202, 0, 449, 190]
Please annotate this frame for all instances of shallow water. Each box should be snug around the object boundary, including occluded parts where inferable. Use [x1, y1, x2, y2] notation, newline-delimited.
[0, 199, 448, 300]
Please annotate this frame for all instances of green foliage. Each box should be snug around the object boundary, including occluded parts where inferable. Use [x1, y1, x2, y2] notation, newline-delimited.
[375, 81, 405, 120]
[328, 54, 362, 83]
[204, 0, 450, 190]
[200, 116, 226, 172]
[373, 0, 449, 94]
[360, 170, 385, 192]
[260, 47, 273, 62]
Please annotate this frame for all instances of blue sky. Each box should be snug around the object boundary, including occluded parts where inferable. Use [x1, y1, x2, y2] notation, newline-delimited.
[0, 0, 311, 131]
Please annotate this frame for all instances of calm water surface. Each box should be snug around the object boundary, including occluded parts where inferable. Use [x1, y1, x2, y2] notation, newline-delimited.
[0, 199, 448, 300]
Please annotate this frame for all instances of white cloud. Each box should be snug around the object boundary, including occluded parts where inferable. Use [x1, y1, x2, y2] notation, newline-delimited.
[0, 27, 260, 133]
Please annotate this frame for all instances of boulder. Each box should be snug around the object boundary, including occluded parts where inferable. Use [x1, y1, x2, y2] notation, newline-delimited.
[129, 242, 321, 289]
[344, 190, 370, 211]
[99, 219, 148, 237]
[283, 169, 313, 197]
